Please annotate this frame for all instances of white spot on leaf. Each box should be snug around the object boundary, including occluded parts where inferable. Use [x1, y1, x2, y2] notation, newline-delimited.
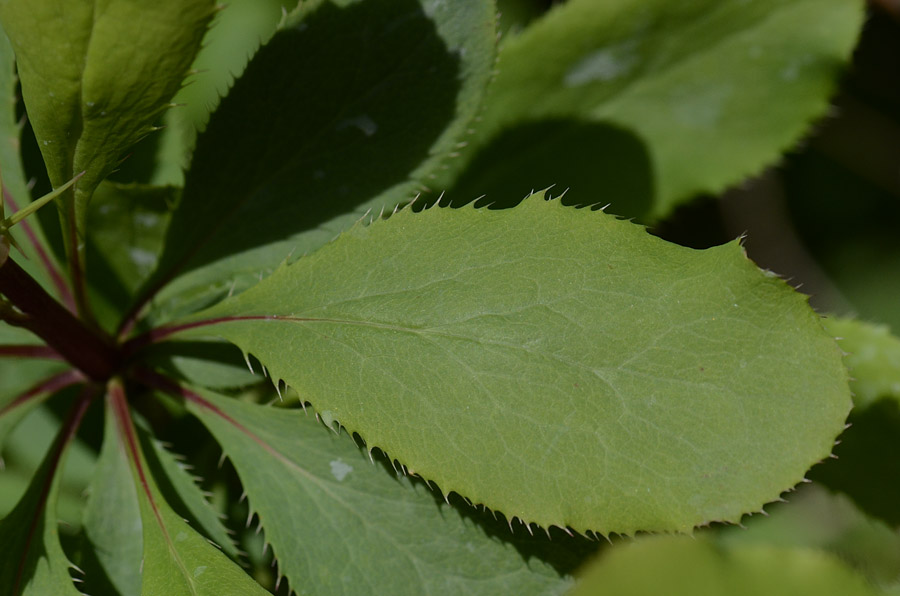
[337, 114, 378, 137]
[129, 248, 157, 271]
[134, 213, 159, 228]
[671, 84, 733, 129]
[564, 40, 640, 86]
[330, 459, 353, 481]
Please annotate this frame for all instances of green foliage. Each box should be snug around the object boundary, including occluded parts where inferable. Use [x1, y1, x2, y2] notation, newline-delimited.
[0, 0, 892, 594]
[569, 534, 880, 596]
[187, 386, 573, 595]
[440, 0, 864, 220]
[176, 194, 849, 535]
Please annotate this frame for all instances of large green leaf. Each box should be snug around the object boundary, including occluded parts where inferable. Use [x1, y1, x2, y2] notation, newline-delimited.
[567, 536, 881, 596]
[0, 0, 215, 261]
[441, 0, 864, 219]
[824, 316, 900, 408]
[172, 194, 851, 534]
[106, 388, 266, 596]
[185, 386, 574, 596]
[141, 0, 497, 326]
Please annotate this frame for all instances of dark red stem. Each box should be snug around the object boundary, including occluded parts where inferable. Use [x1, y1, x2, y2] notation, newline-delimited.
[0, 369, 85, 419]
[121, 315, 276, 358]
[0, 256, 118, 380]
[0, 344, 63, 360]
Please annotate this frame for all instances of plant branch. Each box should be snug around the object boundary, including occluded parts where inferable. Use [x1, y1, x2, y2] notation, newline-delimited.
[0, 368, 85, 419]
[2, 188, 76, 311]
[0, 256, 118, 380]
[0, 344, 63, 360]
[122, 315, 275, 357]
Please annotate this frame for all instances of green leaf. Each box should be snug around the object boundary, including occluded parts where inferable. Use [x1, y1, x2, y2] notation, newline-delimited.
[185, 386, 575, 596]
[442, 0, 864, 219]
[0, 24, 67, 302]
[84, 182, 176, 329]
[824, 316, 900, 408]
[2, 401, 97, 528]
[138, 425, 240, 560]
[143, 0, 497, 325]
[172, 195, 851, 535]
[173, 0, 292, 142]
[83, 394, 143, 596]
[809, 398, 900, 529]
[0, 324, 70, 453]
[0, 0, 215, 259]
[141, 340, 261, 390]
[716, 484, 900, 588]
[0, 407, 86, 596]
[567, 536, 881, 596]
[0, 0, 92, 191]
[107, 387, 266, 596]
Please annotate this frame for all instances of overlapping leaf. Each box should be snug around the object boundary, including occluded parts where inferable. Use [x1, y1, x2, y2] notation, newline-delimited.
[172, 194, 850, 534]
[567, 536, 881, 596]
[441, 0, 864, 219]
[186, 386, 574, 596]
[142, 0, 497, 325]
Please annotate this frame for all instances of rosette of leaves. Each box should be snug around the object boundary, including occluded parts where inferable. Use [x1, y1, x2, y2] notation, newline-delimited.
[0, 0, 864, 594]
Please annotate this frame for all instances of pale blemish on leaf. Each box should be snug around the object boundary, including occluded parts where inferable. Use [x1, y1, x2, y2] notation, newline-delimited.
[671, 84, 733, 129]
[129, 247, 158, 272]
[329, 458, 353, 482]
[337, 114, 378, 137]
[564, 41, 640, 86]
